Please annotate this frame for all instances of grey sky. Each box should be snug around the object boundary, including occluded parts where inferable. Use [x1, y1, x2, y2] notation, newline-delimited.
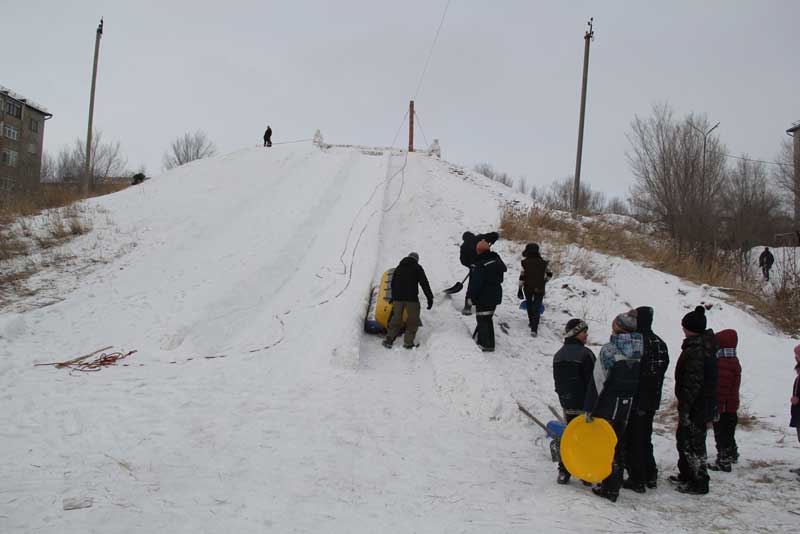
[3, 0, 798, 197]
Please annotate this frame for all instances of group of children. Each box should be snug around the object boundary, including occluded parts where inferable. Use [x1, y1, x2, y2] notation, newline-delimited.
[379, 234, 800, 501]
[553, 304, 751, 501]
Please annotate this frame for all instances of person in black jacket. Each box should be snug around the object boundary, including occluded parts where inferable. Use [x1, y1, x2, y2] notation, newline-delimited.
[383, 252, 434, 349]
[759, 247, 775, 281]
[670, 305, 718, 495]
[263, 126, 273, 147]
[466, 239, 506, 352]
[585, 311, 643, 503]
[459, 231, 499, 315]
[552, 318, 596, 484]
[518, 243, 552, 337]
[623, 306, 670, 493]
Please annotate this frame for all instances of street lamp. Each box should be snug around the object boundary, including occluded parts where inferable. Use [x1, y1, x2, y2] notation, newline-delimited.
[688, 120, 720, 185]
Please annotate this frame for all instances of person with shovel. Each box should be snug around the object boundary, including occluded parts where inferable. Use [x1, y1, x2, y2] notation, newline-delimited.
[466, 238, 506, 352]
[450, 231, 499, 315]
[518, 243, 552, 337]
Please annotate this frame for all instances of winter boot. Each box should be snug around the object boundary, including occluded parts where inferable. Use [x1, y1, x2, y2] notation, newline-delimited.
[461, 305, 473, 316]
[668, 474, 688, 485]
[675, 481, 709, 495]
[622, 479, 646, 493]
[382, 339, 394, 349]
[403, 343, 420, 349]
[707, 460, 731, 473]
[592, 487, 618, 503]
[530, 330, 538, 338]
[557, 468, 571, 485]
[645, 477, 658, 489]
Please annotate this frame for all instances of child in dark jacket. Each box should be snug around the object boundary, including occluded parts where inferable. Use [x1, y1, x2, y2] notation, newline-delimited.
[790, 345, 800, 476]
[709, 329, 742, 472]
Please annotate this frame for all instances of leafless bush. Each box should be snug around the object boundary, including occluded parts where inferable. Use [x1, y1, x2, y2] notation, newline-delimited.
[163, 130, 217, 170]
[474, 163, 514, 187]
[45, 130, 128, 184]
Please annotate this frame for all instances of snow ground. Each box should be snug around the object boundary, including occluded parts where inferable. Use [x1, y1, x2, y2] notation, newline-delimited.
[1, 144, 799, 533]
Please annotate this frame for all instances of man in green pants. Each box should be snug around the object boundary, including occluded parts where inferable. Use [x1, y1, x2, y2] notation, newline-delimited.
[383, 252, 434, 349]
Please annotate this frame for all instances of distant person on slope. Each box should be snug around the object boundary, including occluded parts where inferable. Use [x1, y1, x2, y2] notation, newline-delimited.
[383, 252, 434, 350]
[552, 318, 596, 485]
[466, 239, 506, 352]
[459, 231, 499, 315]
[263, 126, 273, 147]
[518, 243, 552, 337]
[759, 247, 775, 281]
[708, 329, 741, 473]
[584, 311, 642, 503]
[623, 306, 670, 493]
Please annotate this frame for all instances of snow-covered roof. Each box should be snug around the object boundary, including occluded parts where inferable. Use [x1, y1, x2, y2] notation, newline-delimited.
[788, 120, 800, 134]
[0, 84, 51, 116]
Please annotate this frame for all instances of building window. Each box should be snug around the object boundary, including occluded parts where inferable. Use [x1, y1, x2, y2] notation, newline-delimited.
[4, 100, 22, 118]
[4, 125, 19, 140]
[1, 149, 18, 166]
[0, 176, 15, 192]
[28, 143, 37, 154]
[30, 118, 39, 133]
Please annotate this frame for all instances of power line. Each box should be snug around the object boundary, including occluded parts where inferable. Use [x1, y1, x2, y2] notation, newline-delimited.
[413, 0, 452, 100]
[390, 110, 409, 148]
[711, 151, 794, 168]
[414, 111, 430, 147]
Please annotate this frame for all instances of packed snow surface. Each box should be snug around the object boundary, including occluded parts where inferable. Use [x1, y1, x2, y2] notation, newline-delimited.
[1, 144, 798, 533]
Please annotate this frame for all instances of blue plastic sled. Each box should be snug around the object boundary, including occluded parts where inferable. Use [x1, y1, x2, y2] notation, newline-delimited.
[519, 300, 545, 315]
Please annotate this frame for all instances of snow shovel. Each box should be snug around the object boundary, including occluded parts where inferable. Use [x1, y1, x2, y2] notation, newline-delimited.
[443, 272, 469, 294]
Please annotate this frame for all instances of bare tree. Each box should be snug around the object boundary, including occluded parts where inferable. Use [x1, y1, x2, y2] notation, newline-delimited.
[627, 103, 727, 254]
[515, 178, 529, 195]
[543, 176, 606, 214]
[474, 163, 514, 187]
[44, 130, 127, 184]
[163, 131, 217, 170]
[773, 137, 798, 224]
[721, 157, 783, 248]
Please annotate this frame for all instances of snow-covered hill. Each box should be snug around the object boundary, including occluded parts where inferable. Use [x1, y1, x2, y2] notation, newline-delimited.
[1, 143, 798, 533]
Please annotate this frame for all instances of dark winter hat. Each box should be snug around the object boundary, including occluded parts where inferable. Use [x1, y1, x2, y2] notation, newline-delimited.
[681, 305, 707, 334]
[408, 252, 419, 262]
[634, 306, 653, 333]
[793, 344, 800, 359]
[612, 311, 637, 333]
[482, 231, 500, 244]
[522, 243, 540, 258]
[462, 231, 474, 241]
[715, 329, 738, 349]
[564, 318, 588, 339]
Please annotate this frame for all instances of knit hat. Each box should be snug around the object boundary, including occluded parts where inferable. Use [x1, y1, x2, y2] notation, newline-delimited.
[682, 305, 707, 334]
[612, 311, 637, 333]
[564, 318, 588, 339]
[523, 243, 540, 258]
[716, 329, 738, 349]
[408, 252, 419, 262]
[476, 240, 491, 254]
[462, 231, 474, 241]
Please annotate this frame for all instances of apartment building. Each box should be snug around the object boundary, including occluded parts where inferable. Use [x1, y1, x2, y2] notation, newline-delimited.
[0, 84, 53, 192]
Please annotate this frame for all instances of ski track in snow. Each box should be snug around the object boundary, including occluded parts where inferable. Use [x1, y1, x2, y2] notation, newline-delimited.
[1, 144, 798, 533]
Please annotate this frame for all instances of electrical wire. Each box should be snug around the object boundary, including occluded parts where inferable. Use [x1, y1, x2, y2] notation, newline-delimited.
[413, 0, 452, 100]
[711, 151, 794, 168]
[414, 111, 430, 148]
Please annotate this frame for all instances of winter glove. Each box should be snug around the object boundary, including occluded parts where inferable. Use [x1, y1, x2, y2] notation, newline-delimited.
[584, 412, 593, 423]
[427, 298, 433, 310]
[517, 287, 524, 300]
[679, 411, 691, 427]
[546, 271, 553, 280]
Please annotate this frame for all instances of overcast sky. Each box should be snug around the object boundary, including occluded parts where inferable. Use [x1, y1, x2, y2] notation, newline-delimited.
[4, 0, 798, 197]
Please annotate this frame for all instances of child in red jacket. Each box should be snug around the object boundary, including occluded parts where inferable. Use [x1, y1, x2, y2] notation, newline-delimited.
[709, 329, 742, 472]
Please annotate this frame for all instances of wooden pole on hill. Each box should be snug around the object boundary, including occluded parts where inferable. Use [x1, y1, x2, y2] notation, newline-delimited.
[84, 17, 103, 196]
[409, 100, 415, 152]
[572, 17, 593, 216]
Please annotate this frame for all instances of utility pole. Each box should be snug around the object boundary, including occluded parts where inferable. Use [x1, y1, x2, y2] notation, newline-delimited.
[572, 17, 594, 216]
[408, 100, 415, 152]
[84, 17, 103, 196]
